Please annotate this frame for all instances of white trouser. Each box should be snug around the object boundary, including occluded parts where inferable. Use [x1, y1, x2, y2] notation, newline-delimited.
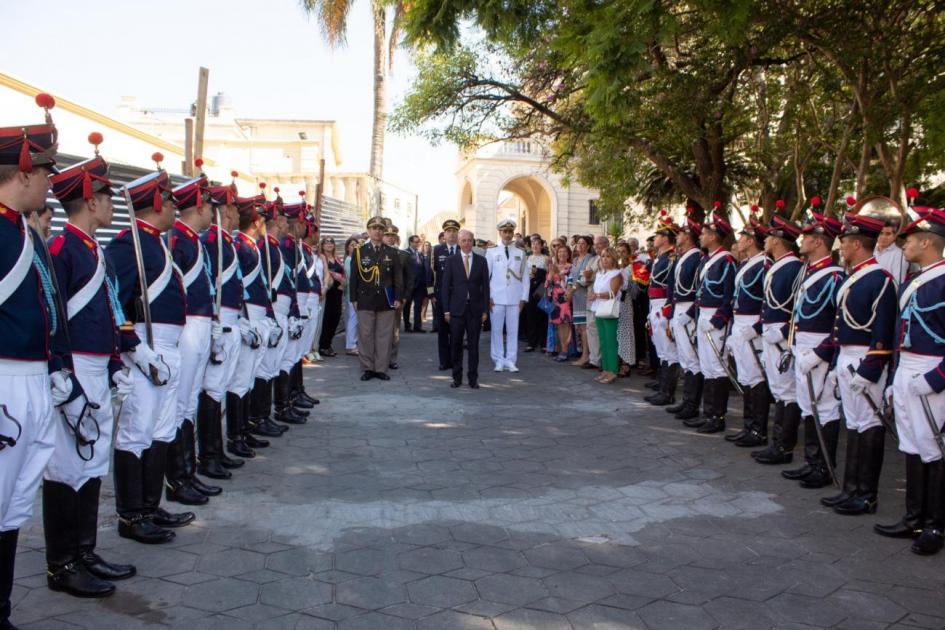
[894, 352, 945, 463]
[261, 295, 291, 379]
[648, 299, 677, 364]
[670, 311, 699, 374]
[730, 315, 764, 387]
[0, 360, 54, 530]
[762, 323, 795, 403]
[230, 304, 270, 396]
[696, 310, 728, 379]
[313, 293, 326, 353]
[282, 293, 304, 373]
[837, 346, 885, 433]
[119, 323, 183, 447]
[203, 308, 240, 402]
[176, 316, 212, 424]
[490, 303, 520, 367]
[794, 331, 840, 425]
[586, 310, 601, 365]
[304, 292, 320, 354]
[45, 354, 113, 490]
[345, 300, 358, 350]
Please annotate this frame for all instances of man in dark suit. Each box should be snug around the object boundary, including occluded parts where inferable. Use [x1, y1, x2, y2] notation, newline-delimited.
[403, 235, 428, 332]
[442, 229, 490, 388]
[432, 219, 461, 370]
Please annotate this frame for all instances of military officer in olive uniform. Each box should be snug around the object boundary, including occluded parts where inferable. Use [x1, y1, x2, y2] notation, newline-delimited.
[350, 216, 404, 381]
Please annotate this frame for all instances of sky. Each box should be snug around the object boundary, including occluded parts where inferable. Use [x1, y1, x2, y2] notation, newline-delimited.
[0, 0, 457, 222]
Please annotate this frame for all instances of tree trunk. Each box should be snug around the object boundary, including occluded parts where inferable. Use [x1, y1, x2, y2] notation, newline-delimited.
[370, 0, 386, 183]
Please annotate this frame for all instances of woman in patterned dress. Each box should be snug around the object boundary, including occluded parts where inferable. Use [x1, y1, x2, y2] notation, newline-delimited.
[546, 244, 573, 362]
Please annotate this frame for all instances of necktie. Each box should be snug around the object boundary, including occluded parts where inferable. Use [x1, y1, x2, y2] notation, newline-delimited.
[505, 245, 509, 259]
[464, 253, 470, 278]
[450, 246, 455, 256]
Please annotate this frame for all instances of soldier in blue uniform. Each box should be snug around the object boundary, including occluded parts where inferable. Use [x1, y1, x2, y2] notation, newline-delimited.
[105, 154, 194, 544]
[166, 169, 222, 506]
[816, 200, 899, 515]
[644, 214, 677, 396]
[299, 212, 323, 406]
[432, 219, 460, 371]
[0, 95, 86, 628]
[44, 133, 136, 597]
[197, 180, 248, 479]
[277, 199, 315, 415]
[725, 208, 770, 447]
[753, 211, 805, 466]
[689, 207, 737, 434]
[229, 196, 279, 457]
[876, 206, 945, 555]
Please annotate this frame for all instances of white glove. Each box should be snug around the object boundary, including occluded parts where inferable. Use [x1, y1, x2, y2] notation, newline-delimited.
[50, 370, 74, 406]
[269, 322, 283, 346]
[698, 317, 713, 333]
[288, 316, 304, 339]
[884, 385, 893, 406]
[849, 372, 872, 395]
[111, 369, 134, 400]
[736, 325, 759, 342]
[239, 317, 261, 348]
[796, 349, 823, 375]
[762, 326, 785, 345]
[308, 303, 317, 320]
[677, 312, 693, 327]
[128, 344, 170, 384]
[210, 320, 225, 356]
[909, 373, 935, 397]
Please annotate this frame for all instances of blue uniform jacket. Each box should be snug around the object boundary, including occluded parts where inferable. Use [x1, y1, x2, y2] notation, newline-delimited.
[695, 247, 736, 329]
[793, 256, 844, 336]
[898, 259, 945, 393]
[170, 220, 213, 318]
[664, 247, 700, 319]
[647, 249, 673, 300]
[272, 235, 300, 317]
[813, 257, 897, 382]
[756, 253, 804, 337]
[104, 219, 186, 331]
[432, 243, 456, 300]
[234, 232, 272, 314]
[201, 225, 243, 312]
[733, 253, 766, 317]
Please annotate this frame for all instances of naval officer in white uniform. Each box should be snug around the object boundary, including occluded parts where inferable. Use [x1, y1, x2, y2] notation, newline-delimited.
[486, 219, 529, 372]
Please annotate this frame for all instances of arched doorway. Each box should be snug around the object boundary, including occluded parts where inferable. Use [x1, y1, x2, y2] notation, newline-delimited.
[496, 175, 555, 239]
[459, 179, 474, 226]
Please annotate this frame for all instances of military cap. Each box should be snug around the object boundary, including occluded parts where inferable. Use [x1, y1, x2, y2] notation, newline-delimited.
[497, 218, 516, 231]
[653, 210, 679, 237]
[0, 93, 58, 173]
[703, 202, 733, 237]
[767, 210, 802, 240]
[901, 206, 945, 238]
[50, 132, 112, 203]
[367, 216, 386, 229]
[171, 175, 210, 210]
[124, 153, 172, 213]
[442, 219, 460, 231]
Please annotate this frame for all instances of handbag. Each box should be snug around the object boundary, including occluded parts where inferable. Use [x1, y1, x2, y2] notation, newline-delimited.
[538, 295, 557, 316]
[593, 295, 620, 319]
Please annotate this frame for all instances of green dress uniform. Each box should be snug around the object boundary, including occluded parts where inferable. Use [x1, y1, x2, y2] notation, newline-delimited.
[349, 240, 404, 377]
[389, 247, 413, 367]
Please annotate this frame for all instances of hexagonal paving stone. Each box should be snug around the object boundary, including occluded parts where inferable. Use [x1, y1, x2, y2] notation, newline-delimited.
[475, 573, 549, 606]
[338, 611, 417, 630]
[542, 571, 616, 604]
[398, 547, 464, 574]
[523, 544, 589, 571]
[198, 548, 266, 577]
[416, 610, 497, 630]
[406, 575, 478, 608]
[336, 548, 399, 576]
[494, 608, 572, 630]
[181, 577, 260, 612]
[636, 600, 720, 630]
[461, 546, 528, 573]
[266, 547, 334, 576]
[336, 576, 408, 609]
[260, 577, 333, 610]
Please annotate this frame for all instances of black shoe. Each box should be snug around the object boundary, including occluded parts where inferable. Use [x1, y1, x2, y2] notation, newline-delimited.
[725, 429, 748, 443]
[150, 507, 195, 529]
[912, 529, 945, 555]
[389, 362, 399, 370]
[198, 458, 232, 480]
[375, 372, 391, 381]
[79, 551, 135, 581]
[47, 562, 115, 598]
[190, 476, 222, 497]
[754, 446, 793, 465]
[697, 417, 725, 434]
[292, 396, 315, 409]
[834, 494, 878, 515]
[450, 381, 461, 388]
[674, 404, 700, 421]
[275, 408, 307, 425]
[781, 464, 813, 480]
[251, 419, 285, 437]
[243, 433, 269, 449]
[117, 515, 175, 544]
[799, 466, 834, 489]
[734, 431, 767, 448]
[227, 438, 256, 458]
[361, 371, 374, 381]
[683, 416, 706, 428]
[219, 453, 245, 469]
[165, 481, 209, 506]
[469, 381, 480, 389]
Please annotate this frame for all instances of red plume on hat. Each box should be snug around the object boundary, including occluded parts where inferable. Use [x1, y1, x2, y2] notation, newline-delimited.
[258, 182, 267, 200]
[152, 152, 164, 170]
[907, 186, 919, 207]
[194, 157, 204, 176]
[845, 195, 856, 209]
[810, 196, 821, 208]
[775, 199, 785, 210]
[35, 93, 55, 123]
[18, 93, 57, 172]
[81, 132, 105, 201]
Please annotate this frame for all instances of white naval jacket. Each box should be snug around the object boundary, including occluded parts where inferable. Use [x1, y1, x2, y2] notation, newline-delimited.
[486, 242, 530, 305]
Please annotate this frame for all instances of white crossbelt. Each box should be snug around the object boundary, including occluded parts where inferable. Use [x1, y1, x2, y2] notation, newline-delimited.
[220, 244, 239, 286]
[734, 253, 765, 287]
[0, 215, 35, 307]
[801, 265, 840, 294]
[271, 247, 285, 290]
[147, 242, 175, 304]
[900, 260, 945, 309]
[66, 251, 106, 320]
[181, 241, 205, 288]
[242, 254, 261, 288]
[699, 249, 729, 282]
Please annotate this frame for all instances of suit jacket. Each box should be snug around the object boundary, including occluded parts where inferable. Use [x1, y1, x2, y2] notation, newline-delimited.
[432, 242, 459, 298]
[442, 251, 490, 318]
[404, 247, 426, 289]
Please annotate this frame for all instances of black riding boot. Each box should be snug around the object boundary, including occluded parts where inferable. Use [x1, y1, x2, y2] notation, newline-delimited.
[274, 371, 307, 424]
[783, 415, 818, 480]
[114, 449, 174, 544]
[876, 453, 927, 538]
[726, 380, 753, 442]
[674, 372, 703, 421]
[755, 402, 798, 465]
[835, 426, 885, 515]
[181, 419, 221, 497]
[164, 427, 208, 506]
[252, 378, 287, 436]
[697, 378, 728, 434]
[77, 478, 135, 580]
[294, 361, 319, 405]
[822, 428, 859, 507]
[43, 480, 115, 598]
[648, 363, 679, 406]
[225, 392, 255, 458]
[197, 393, 233, 479]
[684, 375, 711, 428]
[666, 371, 691, 414]
[242, 393, 270, 448]
[1, 529, 20, 630]
[736, 382, 769, 447]
[800, 420, 840, 489]
[643, 362, 667, 403]
[913, 460, 945, 555]
[290, 363, 315, 410]
[143, 442, 195, 528]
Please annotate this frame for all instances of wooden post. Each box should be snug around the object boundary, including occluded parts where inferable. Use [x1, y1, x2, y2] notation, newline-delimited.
[314, 158, 326, 224]
[193, 66, 210, 164]
[184, 118, 194, 176]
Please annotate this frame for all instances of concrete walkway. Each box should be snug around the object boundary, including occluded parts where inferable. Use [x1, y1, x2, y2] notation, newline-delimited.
[11, 326, 945, 629]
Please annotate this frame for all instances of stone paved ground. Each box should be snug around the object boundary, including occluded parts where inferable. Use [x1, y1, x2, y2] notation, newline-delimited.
[11, 325, 945, 629]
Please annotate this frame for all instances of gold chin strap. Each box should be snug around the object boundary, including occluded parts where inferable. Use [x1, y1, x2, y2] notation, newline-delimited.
[355, 243, 380, 286]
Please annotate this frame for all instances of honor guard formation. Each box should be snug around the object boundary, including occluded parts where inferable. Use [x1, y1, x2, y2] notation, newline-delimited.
[4, 96, 945, 630]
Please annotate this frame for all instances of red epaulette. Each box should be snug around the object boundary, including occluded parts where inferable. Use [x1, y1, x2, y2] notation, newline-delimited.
[206, 230, 217, 244]
[116, 228, 130, 239]
[48, 234, 66, 256]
